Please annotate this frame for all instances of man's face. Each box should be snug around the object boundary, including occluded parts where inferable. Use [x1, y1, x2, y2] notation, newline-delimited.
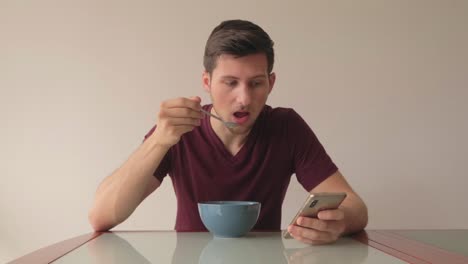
[202, 53, 276, 133]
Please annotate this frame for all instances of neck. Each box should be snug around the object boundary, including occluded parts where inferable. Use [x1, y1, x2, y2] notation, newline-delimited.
[210, 118, 251, 156]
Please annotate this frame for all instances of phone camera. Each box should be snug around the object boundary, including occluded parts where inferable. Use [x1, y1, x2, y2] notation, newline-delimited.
[310, 200, 318, 208]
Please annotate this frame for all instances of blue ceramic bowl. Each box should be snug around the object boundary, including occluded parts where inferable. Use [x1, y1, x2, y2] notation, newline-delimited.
[198, 201, 261, 238]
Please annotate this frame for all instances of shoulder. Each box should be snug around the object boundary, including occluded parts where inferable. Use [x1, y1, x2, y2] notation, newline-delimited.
[263, 105, 296, 119]
[263, 105, 306, 127]
[258, 106, 313, 142]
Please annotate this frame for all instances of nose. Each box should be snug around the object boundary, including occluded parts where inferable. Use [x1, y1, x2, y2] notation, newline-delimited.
[235, 85, 252, 107]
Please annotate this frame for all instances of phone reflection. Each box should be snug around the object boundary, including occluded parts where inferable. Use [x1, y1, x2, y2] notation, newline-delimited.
[86, 233, 151, 264]
[282, 238, 369, 264]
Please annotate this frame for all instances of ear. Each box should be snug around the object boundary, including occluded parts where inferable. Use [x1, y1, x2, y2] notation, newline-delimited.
[268, 72, 276, 94]
[202, 71, 211, 92]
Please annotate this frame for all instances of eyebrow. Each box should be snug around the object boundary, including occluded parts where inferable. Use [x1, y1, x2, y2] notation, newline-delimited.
[220, 75, 267, 80]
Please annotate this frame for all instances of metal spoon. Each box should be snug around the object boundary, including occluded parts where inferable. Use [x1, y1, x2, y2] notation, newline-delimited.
[201, 109, 238, 128]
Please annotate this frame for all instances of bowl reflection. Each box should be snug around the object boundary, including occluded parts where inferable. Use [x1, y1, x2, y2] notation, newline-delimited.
[198, 236, 261, 264]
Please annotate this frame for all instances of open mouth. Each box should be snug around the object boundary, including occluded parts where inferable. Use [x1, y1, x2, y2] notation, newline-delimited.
[233, 111, 249, 118]
[232, 111, 250, 124]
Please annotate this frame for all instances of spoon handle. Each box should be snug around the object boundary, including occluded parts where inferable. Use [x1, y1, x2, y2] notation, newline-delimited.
[201, 109, 224, 122]
[200, 108, 238, 128]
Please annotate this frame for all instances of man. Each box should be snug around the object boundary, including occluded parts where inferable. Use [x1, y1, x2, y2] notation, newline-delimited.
[89, 19, 368, 245]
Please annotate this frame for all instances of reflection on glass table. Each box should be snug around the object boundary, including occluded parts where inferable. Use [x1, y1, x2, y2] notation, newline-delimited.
[282, 238, 369, 264]
[51, 231, 406, 264]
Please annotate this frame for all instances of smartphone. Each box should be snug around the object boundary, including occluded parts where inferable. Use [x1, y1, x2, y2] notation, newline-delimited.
[283, 192, 347, 239]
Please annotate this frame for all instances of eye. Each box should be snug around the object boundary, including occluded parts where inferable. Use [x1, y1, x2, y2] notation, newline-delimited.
[250, 80, 264, 87]
[224, 80, 237, 87]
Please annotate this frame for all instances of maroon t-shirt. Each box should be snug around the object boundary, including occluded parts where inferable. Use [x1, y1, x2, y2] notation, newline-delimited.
[144, 105, 338, 231]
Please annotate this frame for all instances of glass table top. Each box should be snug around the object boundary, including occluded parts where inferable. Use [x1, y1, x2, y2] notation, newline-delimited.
[389, 229, 468, 257]
[52, 231, 406, 263]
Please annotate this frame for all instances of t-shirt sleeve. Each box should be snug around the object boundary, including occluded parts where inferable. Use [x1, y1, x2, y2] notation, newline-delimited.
[143, 125, 171, 183]
[287, 110, 338, 192]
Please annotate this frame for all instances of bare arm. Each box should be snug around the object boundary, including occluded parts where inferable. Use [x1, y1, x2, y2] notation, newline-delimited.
[311, 171, 368, 235]
[287, 170, 368, 244]
[88, 97, 203, 231]
[88, 137, 167, 232]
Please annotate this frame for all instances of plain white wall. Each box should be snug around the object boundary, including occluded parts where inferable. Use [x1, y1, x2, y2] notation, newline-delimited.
[1, 0, 467, 262]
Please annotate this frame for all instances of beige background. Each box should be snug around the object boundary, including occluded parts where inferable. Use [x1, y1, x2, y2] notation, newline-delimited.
[1, 0, 467, 262]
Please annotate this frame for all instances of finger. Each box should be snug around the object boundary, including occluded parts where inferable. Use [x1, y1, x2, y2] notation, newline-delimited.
[288, 225, 333, 242]
[162, 97, 202, 111]
[289, 229, 332, 245]
[189, 96, 202, 103]
[167, 117, 201, 126]
[161, 107, 203, 119]
[317, 209, 345, 221]
[171, 125, 198, 135]
[296, 216, 341, 233]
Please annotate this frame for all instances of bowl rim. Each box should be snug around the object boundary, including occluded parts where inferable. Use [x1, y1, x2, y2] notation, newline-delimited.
[198, 201, 260, 206]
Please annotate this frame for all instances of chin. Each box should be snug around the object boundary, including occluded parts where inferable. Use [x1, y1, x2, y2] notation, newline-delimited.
[235, 123, 255, 132]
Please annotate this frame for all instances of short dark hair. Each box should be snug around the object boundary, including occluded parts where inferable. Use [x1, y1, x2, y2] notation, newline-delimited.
[203, 19, 275, 74]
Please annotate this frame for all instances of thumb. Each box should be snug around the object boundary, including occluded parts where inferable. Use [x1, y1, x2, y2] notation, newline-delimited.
[189, 96, 202, 103]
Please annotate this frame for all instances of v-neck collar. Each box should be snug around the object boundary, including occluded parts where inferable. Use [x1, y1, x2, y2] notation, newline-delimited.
[203, 104, 263, 165]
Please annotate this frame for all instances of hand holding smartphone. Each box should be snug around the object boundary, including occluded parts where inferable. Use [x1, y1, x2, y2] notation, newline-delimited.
[283, 192, 347, 239]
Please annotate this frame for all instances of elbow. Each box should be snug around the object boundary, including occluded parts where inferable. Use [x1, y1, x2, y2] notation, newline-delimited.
[358, 200, 369, 231]
[88, 208, 114, 232]
[361, 204, 369, 230]
[344, 196, 369, 235]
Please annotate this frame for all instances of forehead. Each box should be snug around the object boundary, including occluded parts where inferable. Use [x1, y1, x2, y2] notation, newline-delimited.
[212, 53, 269, 79]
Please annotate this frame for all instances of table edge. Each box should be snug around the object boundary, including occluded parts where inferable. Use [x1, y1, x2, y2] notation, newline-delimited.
[7, 232, 104, 264]
[352, 230, 430, 264]
[354, 230, 468, 264]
